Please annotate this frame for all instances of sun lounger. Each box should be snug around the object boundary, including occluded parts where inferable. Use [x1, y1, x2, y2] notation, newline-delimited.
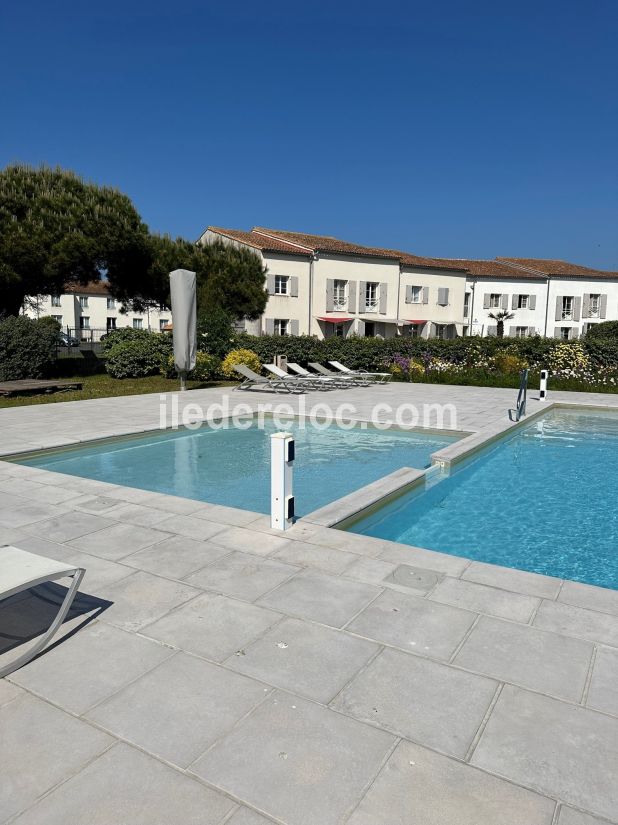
[0, 545, 85, 678]
[328, 360, 392, 384]
[266, 363, 336, 390]
[287, 363, 348, 389]
[233, 364, 306, 393]
[307, 362, 371, 386]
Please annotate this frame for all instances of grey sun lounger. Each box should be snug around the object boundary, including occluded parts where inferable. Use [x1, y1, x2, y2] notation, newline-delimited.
[0, 545, 85, 678]
[266, 363, 335, 390]
[307, 362, 371, 386]
[328, 360, 392, 384]
[234, 364, 306, 393]
[288, 363, 348, 389]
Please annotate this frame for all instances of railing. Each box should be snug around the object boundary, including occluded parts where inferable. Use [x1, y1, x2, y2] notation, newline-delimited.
[514, 368, 529, 421]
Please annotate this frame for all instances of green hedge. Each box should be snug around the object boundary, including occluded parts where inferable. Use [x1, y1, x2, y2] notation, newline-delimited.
[103, 328, 173, 379]
[0, 316, 58, 381]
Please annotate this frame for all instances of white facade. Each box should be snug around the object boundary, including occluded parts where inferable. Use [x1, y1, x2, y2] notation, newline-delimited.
[24, 284, 170, 338]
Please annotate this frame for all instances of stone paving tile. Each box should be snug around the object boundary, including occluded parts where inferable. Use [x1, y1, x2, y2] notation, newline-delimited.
[557, 807, 618, 825]
[191, 691, 395, 825]
[272, 540, 358, 575]
[471, 685, 618, 821]
[382, 563, 442, 594]
[67, 522, 171, 560]
[0, 678, 23, 706]
[185, 551, 299, 601]
[258, 569, 380, 629]
[378, 541, 471, 576]
[209, 525, 295, 556]
[68, 494, 131, 514]
[347, 589, 476, 660]
[305, 526, 389, 558]
[226, 808, 276, 825]
[558, 580, 618, 617]
[226, 616, 378, 703]
[533, 600, 618, 647]
[87, 652, 268, 767]
[461, 560, 562, 599]
[332, 647, 497, 758]
[429, 576, 539, 623]
[101, 502, 176, 527]
[141, 592, 282, 662]
[155, 513, 228, 542]
[10, 742, 235, 825]
[193, 503, 260, 526]
[586, 646, 618, 716]
[97, 571, 201, 632]
[22, 511, 115, 542]
[0, 692, 112, 823]
[453, 616, 593, 702]
[10, 622, 172, 714]
[138, 492, 205, 515]
[0, 501, 71, 530]
[0, 479, 80, 505]
[342, 555, 398, 586]
[346, 739, 556, 825]
[123, 534, 230, 580]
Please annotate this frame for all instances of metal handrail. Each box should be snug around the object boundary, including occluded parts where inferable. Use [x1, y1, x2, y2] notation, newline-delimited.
[515, 368, 529, 421]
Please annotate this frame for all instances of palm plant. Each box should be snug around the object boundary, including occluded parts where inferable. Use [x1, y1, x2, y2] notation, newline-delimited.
[488, 309, 515, 338]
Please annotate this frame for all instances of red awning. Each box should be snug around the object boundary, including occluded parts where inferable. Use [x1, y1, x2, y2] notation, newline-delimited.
[406, 320, 428, 325]
[315, 316, 353, 323]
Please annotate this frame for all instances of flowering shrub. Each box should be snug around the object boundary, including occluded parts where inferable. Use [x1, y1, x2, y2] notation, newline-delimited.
[547, 342, 591, 376]
[492, 353, 528, 373]
[221, 348, 262, 379]
[162, 352, 220, 381]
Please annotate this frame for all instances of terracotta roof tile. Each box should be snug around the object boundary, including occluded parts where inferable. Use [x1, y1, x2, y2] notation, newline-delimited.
[497, 257, 617, 280]
[64, 280, 111, 295]
[433, 259, 546, 280]
[207, 227, 312, 256]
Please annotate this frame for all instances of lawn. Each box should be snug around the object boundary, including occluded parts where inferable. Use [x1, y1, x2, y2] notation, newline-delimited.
[0, 374, 234, 408]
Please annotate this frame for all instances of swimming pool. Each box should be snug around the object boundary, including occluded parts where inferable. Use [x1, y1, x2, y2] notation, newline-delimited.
[16, 419, 458, 516]
[348, 409, 618, 589]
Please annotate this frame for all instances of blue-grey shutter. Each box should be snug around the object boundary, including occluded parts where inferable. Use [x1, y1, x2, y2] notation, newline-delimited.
[405, 285, 412, 303]
[555, 297, 562, 321]
[358, 281, 367, 312]
[483, 294, 490, 309]
[553, 326, 561, 337]
[379, 283, 388, 314]
[529, 294, 536, 310]
[573, 297, 581, 322]
[289, 276, 299, 297]
[265, 318, 275, 335]
[347, 280, 356, 311]
[437, 287, 449, 306]
[600, 294, 608, 319]
[582, 294, 590, 318]
[528, 326, 535, 336]
[509, 326, 516, 337]
[267, 275, 276, 295]
[357, 319, 365, 336]
[290, 319, 299, 335]
[511, 294, 518, 310]
[487, 325, 497, 336]
[422, 287, 429, 304]
[325, 279, 335, 312]
[501, 294, 509, 310]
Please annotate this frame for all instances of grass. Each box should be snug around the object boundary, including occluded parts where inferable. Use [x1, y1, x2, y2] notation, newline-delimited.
[0, 373, 234, 408]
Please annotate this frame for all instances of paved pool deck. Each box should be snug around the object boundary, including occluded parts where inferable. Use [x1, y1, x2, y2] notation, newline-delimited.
[1, 383, 618, 825]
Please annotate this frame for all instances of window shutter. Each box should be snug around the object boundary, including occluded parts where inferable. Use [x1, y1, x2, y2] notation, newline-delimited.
[265, 318, 275, 335]
[357, 319, 365, 336]
[267, 275, 276, 295]
[511, 294, 518, 310]
[289, 276, 299, 297]
[347, 281, 356, 310]
[555, 297, 562, 321]
[405, 285, 412, 304]
[325, 279, 335, 312]
[427, 322, 436, 338]
[422, 287, 429, 304]
[290, 319, 299, 336]
[600, 294, 608, 319]
[437, 287, 449, 306]
[554, 326, 561, 337]
[527, 326, 535, 336]
[358, 281, 367, 312]
[529, 295, 536, 310]
[379, 283, 388, 314]
[573, 297, 581, 322]
[509, 326, 516, 337]
[501, 294, 509, 310]
[487, 325, 497, 336]
[570, 328, 579, 340]
[483, 294, 490, 309]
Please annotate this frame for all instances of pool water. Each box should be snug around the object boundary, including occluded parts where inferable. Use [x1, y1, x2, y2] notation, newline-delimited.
[349, 410, 618, 589]
[17, 419, 457, 517]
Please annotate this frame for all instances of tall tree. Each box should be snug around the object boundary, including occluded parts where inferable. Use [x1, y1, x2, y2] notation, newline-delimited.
[0, 164, 151, 316]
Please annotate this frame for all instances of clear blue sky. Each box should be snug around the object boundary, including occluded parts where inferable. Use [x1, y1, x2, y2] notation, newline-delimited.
[2, 0, 617, 268]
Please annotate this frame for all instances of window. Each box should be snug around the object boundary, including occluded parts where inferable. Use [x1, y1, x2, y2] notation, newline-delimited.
[435, 324, 448, 339]
[79, 316, 90, 329]
[364, 321, 376, 337]
[365, 282, 379, 312]
[107, 317, 116, 330]
[561, 296, 574, 320]
[107, 297, 116, 310]
[515, 326, 528, 338]
[411, 285, 423, 304]
[133, 318, 143, 329]
[51, 315, 62, 324]
[560, 327, 571, 340]
[333, 279, 348, 310]
[489, 294, 501, 308]
[463, 292, 471, 317]
[410, 323, 421, 338]
[274, 275, 289, 295]
[589, 294, 600, 318]
[79, 296, 89, 308]
[518, 295, 529, 309]
[273, 319, 289, 336]
[51, 295, 61, 307]
[159, 319, 169, 330]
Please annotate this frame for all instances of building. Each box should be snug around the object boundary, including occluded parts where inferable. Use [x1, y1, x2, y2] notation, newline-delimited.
[201, 226, 618, 340]
[25, 281, 170, 339]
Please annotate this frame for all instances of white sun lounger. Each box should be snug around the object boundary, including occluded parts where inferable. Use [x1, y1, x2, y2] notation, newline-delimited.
[287, 363, 348, 389]
[265, 363, 334, 390]
[328, 360, 392, 384]
[233, 364, 306, 393]
[0, 545, 85, 678]
[307, 362, 371, 386]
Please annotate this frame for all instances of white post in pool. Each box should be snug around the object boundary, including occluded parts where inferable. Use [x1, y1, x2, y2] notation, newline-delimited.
[270, 432, 295, 531]
[539, 369, 549, 401]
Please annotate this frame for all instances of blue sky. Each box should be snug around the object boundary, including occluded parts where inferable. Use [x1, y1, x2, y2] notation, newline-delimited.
[1, 0, 617, 268]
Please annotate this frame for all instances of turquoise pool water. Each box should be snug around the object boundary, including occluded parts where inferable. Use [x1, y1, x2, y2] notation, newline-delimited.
[17, 420, 457, 516]
[349, 409, 618, 590]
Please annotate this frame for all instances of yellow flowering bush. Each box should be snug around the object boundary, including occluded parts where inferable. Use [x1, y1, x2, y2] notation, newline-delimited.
[221, 348, 262, 378]
[547, 342, 591, 375]
[492, 353, 528, 374]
